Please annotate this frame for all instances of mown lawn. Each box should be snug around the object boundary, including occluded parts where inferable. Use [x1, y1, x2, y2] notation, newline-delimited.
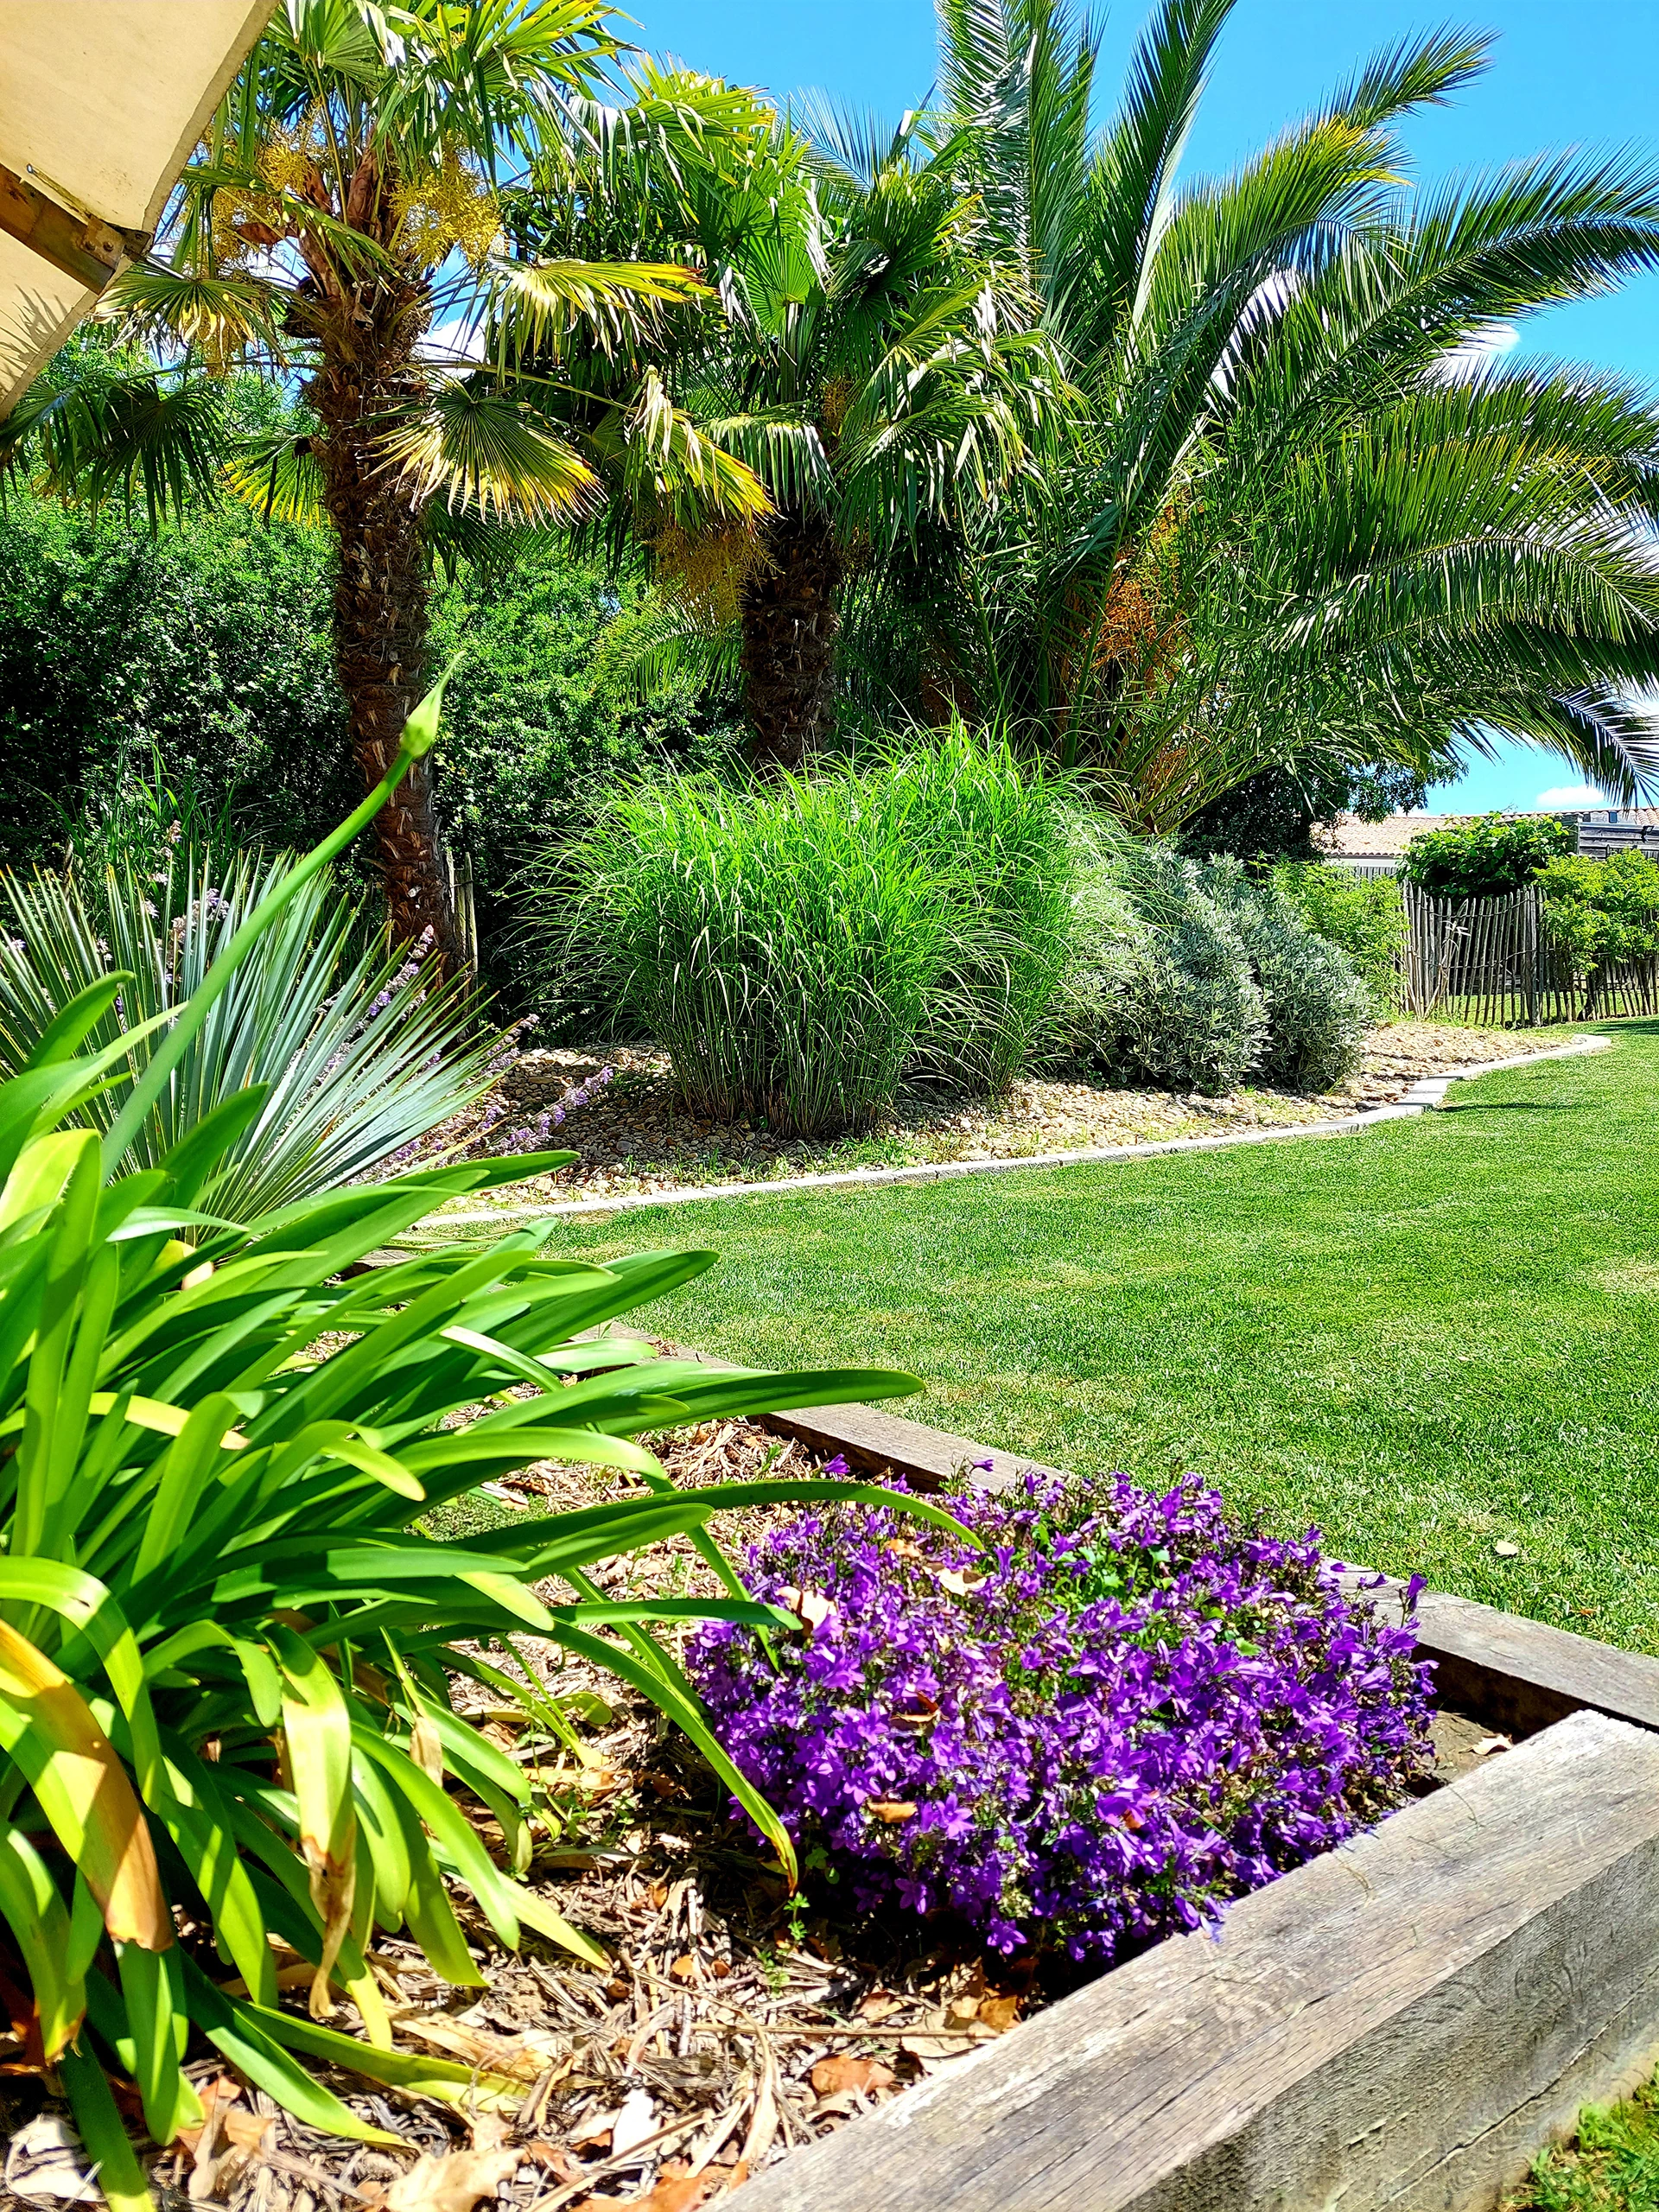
[1507, 2073, 1659, 2209]
[537, 1020, 1659, 1653]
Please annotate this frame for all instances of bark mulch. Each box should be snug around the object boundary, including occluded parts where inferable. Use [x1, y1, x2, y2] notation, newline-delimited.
[413, 1022, 1578, 1214]
[0, 1423, 1494, 2212]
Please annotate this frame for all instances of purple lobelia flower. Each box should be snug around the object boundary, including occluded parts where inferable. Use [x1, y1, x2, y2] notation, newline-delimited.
[688, 1472, 1433, 1966]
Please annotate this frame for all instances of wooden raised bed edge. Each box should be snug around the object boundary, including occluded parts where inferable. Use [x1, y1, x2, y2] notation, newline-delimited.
[718, 1379, 1659, 2209]
[757, 1390, 1659, 1745]
[731, 1707, 1659, 2212]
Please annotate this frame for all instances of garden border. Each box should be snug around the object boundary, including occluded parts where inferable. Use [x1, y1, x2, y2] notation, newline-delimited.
[423, 1033, 1611, 1228]
[664, 1363, 1659, 2208]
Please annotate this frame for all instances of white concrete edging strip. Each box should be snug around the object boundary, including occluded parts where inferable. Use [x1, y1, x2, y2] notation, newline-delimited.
[423, 1033, 1612, 1230]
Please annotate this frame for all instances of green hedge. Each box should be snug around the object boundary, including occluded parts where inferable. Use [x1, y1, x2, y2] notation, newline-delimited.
[1400, 812, 1571, 898]
[0, 492, 744, 1001]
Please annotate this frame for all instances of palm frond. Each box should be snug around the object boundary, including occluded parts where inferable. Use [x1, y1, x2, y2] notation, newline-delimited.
[620, 369, 774, 529]
[588, 591, 744, 703]
[485, 255, 711, 360]
[98, 265, 289, 359]
[222, 429, 328, 525]
[0, 348, 233, 528]
[376, 374, 601, 519]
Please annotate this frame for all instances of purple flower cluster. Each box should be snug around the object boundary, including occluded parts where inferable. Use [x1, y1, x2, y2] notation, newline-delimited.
[689, 1474, 1433, 1963]
[472, 1061, 613, 1159]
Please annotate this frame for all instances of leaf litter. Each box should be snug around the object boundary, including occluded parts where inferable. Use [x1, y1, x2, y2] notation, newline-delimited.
[0, 1421, 1033, 2212]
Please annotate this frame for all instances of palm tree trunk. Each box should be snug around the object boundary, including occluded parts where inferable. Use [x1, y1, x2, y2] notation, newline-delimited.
[312, 306, 463, 969]
[739, 512, 843, 772]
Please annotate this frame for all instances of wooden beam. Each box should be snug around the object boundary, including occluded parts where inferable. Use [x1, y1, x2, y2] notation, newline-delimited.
[732, 1710, 1659, 2212]
[0, 161, 149, 292]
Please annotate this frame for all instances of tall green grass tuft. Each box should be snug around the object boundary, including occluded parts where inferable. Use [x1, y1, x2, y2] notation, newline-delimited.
[880, 719, 1071, 1094]
[558, 731, 1073, 1135]
[566, 772, 950, 1135]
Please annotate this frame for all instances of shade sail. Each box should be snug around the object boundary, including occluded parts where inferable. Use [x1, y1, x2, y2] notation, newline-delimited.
[0, 1, 272, 416]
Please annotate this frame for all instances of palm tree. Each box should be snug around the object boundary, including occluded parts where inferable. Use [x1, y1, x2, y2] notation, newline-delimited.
[518, 92, 1060, 768]
[0, 2, 768, 960]
[918, 0, 1659, 820]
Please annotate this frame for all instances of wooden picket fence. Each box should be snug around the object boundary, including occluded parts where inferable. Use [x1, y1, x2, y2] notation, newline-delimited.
[1402, 881, 1659, 1025]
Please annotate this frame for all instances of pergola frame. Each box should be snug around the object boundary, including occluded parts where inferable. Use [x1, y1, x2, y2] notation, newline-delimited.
[0, 1, 274, 416]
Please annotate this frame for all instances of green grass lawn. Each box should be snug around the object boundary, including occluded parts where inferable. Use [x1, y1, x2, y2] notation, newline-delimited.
[537, 1020, 1659, 1652]
[1507, 2074, 1659, 2209]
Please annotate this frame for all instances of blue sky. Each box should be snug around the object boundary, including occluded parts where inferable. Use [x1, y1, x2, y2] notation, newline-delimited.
[626, 0, 1659, 815]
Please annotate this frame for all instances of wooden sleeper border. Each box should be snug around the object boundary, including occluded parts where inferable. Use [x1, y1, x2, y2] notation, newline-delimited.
[713, 1387, 1659, 2211]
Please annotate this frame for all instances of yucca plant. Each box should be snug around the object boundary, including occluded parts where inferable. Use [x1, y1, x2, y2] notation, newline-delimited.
[0, 684, 939, 2207]
[0, 846, 494, 1217]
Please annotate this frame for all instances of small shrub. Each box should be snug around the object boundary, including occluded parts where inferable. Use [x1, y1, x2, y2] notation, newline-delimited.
[1063, 838, 1268, 1094]
[1119, 902, 1269, 1093]
[1210, 864, 1368, 1092]
[1040, 811, 1150, 1069]
[1272, 858, 1405, 1012]
[691, 1473, 1433, 1963]
[881, 721, 1072, 1094]
[1052, 836, 1368, 1095]
[562, 772, 950, 1135]
[1401, 812, 1570, 898]
[1537, 849, 1659, 978]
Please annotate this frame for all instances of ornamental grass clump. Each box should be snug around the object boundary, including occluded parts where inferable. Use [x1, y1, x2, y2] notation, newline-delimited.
[690, 1474, 1433, 1963]
[560, 771, 950, 1135]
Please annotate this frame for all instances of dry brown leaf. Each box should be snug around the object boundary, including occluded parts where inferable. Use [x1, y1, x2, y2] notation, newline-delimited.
[935, 1569, 987, 1596]
[669, 1955, 697, 1983]
[571, 2169, 709, 2212]
[391, 2012, 543, 2082]
[978, 1993, 1021, 2032]
[777, 1586, 835, 1631]
[220, 2112, 276, 2152]
[866, 1800, 918, 1825]
[383, 2146, 519, 2212]
[521, 2144, 585, 2188]
[856, 1991, 902, 2023]
[409, 1716, 445, 1783]
[899, 2031, 993, 2059]
[810, 2056, 895, 2099]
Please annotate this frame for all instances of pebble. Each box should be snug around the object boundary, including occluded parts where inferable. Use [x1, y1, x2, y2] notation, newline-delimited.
[421, 1022, 1571, 1211]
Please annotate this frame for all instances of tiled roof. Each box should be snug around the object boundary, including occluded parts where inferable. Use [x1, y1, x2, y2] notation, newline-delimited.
[1313, 814, 1451, 857]
[1313, 805, 1659, 859]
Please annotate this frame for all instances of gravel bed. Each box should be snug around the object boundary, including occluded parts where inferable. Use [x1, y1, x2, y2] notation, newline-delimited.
[416, 1021, 1579, 1215]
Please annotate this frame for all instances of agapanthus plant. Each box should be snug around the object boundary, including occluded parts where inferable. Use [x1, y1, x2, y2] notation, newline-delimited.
[690, 1474, 1433, 1962]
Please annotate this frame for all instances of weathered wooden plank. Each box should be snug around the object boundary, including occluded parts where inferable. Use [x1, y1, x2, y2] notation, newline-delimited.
[761, 1399, 1054, 1495]
[754, 1395, 1659, 1738]
[733, 1710, 1659, 2212]
[1335, 1569, 1659, 1737]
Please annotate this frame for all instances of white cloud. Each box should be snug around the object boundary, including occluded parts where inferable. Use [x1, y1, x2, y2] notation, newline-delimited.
[1534, 783, 1611, 810]
[420, 315, 485, 365]
[1435, 321, 1522, 381]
